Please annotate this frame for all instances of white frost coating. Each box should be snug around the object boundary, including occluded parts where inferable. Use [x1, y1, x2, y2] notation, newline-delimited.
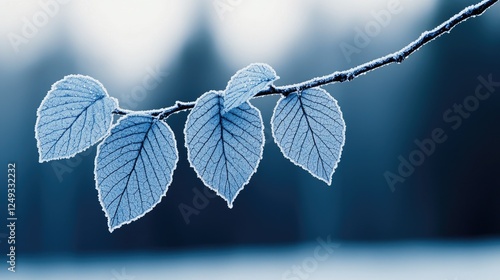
[222, 63, 279, 113]
[94, 115, 178, 232]
[184, 91, 265, 208]
[35, 74, 118, 162]
[271, 88, 346, 185]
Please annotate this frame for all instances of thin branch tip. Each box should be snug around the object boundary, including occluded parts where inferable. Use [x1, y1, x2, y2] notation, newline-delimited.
[111, 0, 497, 119]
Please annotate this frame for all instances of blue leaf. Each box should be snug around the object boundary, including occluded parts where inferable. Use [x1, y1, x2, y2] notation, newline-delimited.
[35, 75, 118, 162]
[184, 91, 265, 208]
[223, 63, 279, 113]
[271, 88, 346, 185]
[95, 115, 178, 232]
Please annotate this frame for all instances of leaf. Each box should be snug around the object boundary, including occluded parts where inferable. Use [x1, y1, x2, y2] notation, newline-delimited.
[35, 75, 118, 162]
[184, 91, 265, 208]
[223, 63, 279, 113]
[271, 88, 346, 185]
[95, 115, 178, 232]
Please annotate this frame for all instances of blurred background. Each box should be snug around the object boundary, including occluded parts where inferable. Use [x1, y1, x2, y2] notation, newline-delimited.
[1, 0, 500, 279]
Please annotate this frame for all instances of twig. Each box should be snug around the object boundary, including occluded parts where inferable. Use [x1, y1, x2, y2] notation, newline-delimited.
[112, 0, 498, 119]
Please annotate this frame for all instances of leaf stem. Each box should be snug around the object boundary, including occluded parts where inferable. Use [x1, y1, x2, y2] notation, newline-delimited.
[112, 0, 498, 119]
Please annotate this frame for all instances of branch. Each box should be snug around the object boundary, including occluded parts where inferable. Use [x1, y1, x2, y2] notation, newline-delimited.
[112, 0, 498, 119]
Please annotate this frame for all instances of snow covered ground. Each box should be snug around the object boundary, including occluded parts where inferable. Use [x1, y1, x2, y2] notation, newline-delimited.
[6, 240, 500, 280]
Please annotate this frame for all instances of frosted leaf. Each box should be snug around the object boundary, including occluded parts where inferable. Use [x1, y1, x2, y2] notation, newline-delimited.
[271, 88, 345, 184]
[35, 75, 117, 162]
[223, 63, 279, 113]
[95, 115, 178, 232]
[185, 91, 265, 208]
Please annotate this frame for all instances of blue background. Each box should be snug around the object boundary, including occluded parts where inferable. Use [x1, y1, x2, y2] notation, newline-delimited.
[1, 0, 499, 279]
